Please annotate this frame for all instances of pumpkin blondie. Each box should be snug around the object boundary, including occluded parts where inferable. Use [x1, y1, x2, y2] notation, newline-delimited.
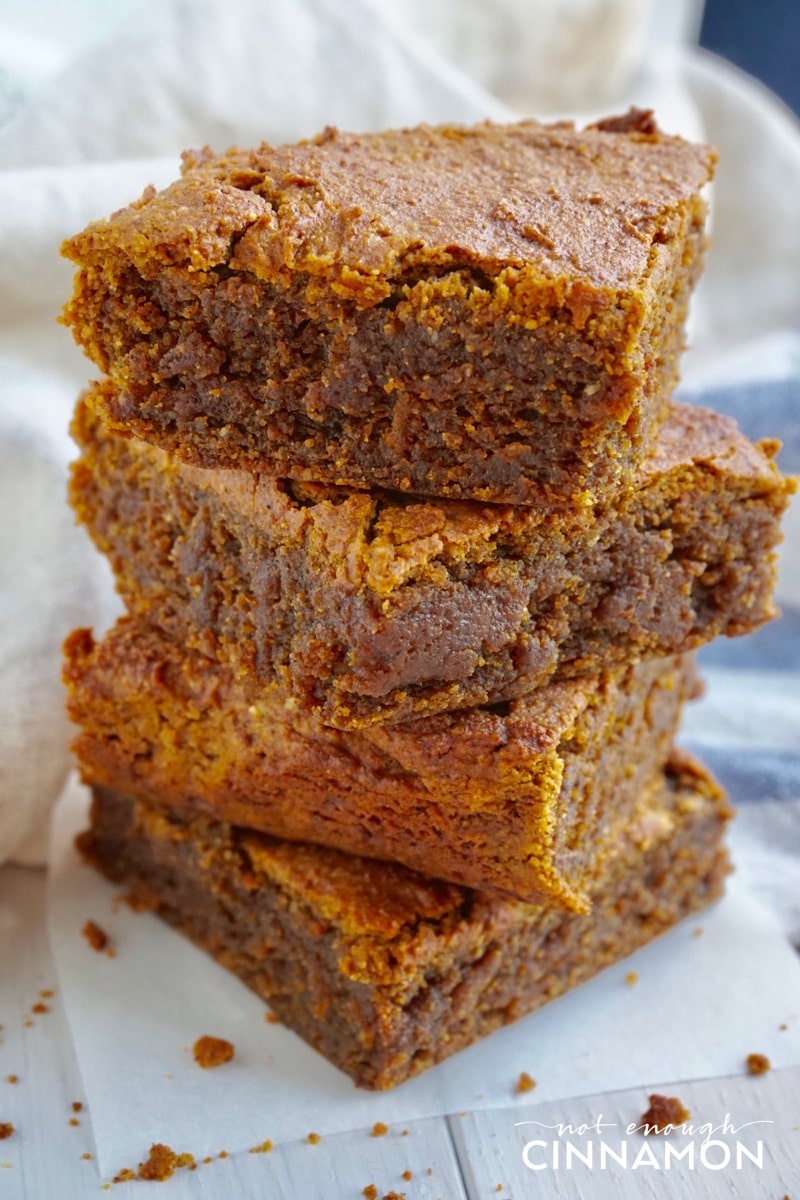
[62, 112, 714, 505]
[77, 750, 731, 1090]
[70, 398, 792, 729]
[64, 617, 695, 912]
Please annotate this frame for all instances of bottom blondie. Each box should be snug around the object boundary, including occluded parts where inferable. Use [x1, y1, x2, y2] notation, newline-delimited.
[78, 751, 730, 1090]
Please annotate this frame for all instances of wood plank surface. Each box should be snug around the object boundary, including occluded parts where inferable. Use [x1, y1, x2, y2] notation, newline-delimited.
[449, 1071, 800, 1199]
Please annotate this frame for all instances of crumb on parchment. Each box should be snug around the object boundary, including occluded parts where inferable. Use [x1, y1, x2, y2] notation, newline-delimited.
[746, 1053, 771, 1076]
[193, 1035, 234, 1069]
[82, 919, 109, 952]
[249, 1139, 273, 1154]
[113, 1144, 196, 1182]
[371, 1122, 389, 1137]
[515, 1071, 536, 1094]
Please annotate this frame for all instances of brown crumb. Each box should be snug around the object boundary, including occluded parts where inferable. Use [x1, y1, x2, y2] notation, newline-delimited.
[82, 1153, 92, 1161]
[746, 1052, 771, 1076]
[425, 1168, 433, 1176]
[693, 926, 704, 938]
[307, 1132, 321, 1145]
[69, 1118, 80, 1127]
[362, 1188, 378, 1200]
[379, 1192, 405, 1200]
[23, 1020, 33, 1028]
[625, 971, 639, 986]
[640, 1094, 691, 1134]
[72, 1102, 83, 1113]
[177, 1153, 196, 1169]
[401, 1169, 412, 1181]
[401, 1129, 409, 1136]
[249, 1139, 273, 1154]
[371, 1121, 389, 1137]
[192, 1035, 234, 1069]
[31, 1003, 49, 1015]
[218, 1150, 229, 1159]
[202, 1157, 213, 1165]
[82, 919, 109, 952]
[0, 1124, 14, 1140]
[265, 1011, 280, 1024]
[138, 1144, 180, 1181]
[780, 1023, 789, 1031]
[39, 989, 54, 999]
[5, 1077, 17, 1086]
[112, 1168, 135, 1183]
[515, 1071, 536, 1094]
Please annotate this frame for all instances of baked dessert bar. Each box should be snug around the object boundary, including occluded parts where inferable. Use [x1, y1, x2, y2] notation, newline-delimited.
[77, 750, 731, 1089]
[64, 618, 695, 912]
[70, 398, 793, 729]
[62, 112, 714, 505]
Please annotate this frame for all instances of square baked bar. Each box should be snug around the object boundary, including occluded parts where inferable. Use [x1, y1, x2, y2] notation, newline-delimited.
[70, 398, 792, 729]
[62, 111, 714, 504]
[78, 750, 730, 1089]
[64, 617, 695, 913]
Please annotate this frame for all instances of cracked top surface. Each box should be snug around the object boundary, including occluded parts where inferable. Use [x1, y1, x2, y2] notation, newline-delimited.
[62, 112, 715, 299]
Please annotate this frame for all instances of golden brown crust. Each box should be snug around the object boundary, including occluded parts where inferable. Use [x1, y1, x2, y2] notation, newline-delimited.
[61, 116, 715, 504]
[64, 117, 715, 292]
[63, 617, 695, 913]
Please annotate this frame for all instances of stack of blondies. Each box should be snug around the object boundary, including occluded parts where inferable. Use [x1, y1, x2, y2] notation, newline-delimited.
[60, 112, 792, 1090]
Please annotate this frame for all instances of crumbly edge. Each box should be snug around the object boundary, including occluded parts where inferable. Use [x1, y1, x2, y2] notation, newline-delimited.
[79, 755, 730, 1089]
[63, 612, 691, 910]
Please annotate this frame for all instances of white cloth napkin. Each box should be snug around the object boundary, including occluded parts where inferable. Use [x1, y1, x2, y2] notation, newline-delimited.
[0, 4, 797, 880]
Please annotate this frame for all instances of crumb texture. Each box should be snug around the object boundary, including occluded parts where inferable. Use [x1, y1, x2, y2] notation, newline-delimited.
[640, 1094, 691, 1133]
[192, 1036, 234, 1069]
[81, 919, 109, 952]
[745, 1053, 771, 1076]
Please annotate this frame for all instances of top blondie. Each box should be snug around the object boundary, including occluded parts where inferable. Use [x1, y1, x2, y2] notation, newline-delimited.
[62, 110, 715, 505]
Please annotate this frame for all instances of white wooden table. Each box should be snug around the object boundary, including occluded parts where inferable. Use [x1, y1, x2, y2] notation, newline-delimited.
[1, 864, 798, 1199]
